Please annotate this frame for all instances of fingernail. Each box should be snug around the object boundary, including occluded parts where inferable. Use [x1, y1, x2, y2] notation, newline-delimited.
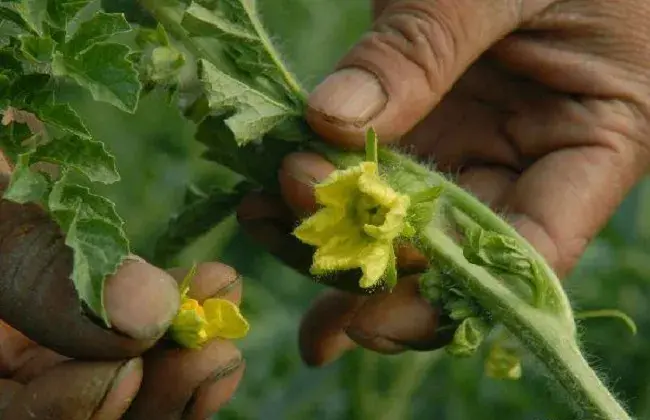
[105, 260, 180, 341]
[309, 68, 387, 127]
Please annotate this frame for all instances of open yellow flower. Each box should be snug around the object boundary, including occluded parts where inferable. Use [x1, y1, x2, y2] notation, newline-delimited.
[293, 161, 413, 289]
[169, 267, 250, 349]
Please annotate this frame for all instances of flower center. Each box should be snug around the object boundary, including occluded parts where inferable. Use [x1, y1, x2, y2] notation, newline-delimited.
[354, 193, 388, 227]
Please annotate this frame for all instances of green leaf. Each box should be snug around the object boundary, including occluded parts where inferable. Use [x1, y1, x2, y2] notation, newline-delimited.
[49, 176, 124, 233]
[195, 116, 297, 191]
[0, 5, 32, 32]
[153, 181, 253, 265]
[199, 59, 298, 144]
[2, 152, 49, 203]
[19, 34, 55, 62]
[48, 174, 129, 324]
[181, 0, 304, 99]
[182, 2, 257, 42]
[8, 73, 52, 106]
[0, 115, 31, 159]
[52, 42, 141, 112]
[47, 0, 92, 28]
[62, 212, 129, 324]
[12, 0, 48, 34]
[64, 11, 131, 54]
[37, 103, 91, 138]
[33, 134, 120, 184]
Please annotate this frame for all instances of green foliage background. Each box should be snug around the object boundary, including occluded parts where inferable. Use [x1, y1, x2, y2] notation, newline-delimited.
[70, 1, 650, 418]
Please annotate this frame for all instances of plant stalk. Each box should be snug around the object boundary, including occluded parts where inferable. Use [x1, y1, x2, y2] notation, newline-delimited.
[419, 227, 630, 420]
[318, 144, 631, 419]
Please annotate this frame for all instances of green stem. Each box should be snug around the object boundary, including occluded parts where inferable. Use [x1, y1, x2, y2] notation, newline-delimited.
[319, 144, 631, 419]
[240, 1, 307, 100]
[419, 227, 630, 419]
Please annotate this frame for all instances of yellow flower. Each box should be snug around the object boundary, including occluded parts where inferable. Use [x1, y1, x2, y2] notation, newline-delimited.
[293, 161, 413, 289]
[169, 266, 250, 349]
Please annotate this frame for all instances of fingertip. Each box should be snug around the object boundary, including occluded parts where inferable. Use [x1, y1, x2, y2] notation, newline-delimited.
[346, 276, 453, 353]
[169, 262, 243, 304]
[279, 152, 335, 216]
[105, 258, 180, 342]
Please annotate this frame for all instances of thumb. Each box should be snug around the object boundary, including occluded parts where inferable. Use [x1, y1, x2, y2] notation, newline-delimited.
[0, 175, 180, 360]
[307, 0, 542, 147]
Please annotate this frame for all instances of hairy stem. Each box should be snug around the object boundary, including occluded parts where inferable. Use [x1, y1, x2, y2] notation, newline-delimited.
[317, 144, 631, 419]
[419, 227, 630, 419]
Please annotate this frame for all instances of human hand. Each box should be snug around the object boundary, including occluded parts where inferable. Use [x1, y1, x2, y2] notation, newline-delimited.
[238, 0, 650, 365]
[0, 175, 244, 419]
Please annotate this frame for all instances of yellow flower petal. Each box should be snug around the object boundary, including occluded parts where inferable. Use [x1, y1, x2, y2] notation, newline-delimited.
[169, 297, 209, 349]
[363, 195, 410, 240]
[293, 207, 347, 247]
[315, 162, 376, 208]
[311, 231, 371, 273]
[357, 169, 399, 208]
[203, 298, 250, 340]
[358, 242, 392, 288]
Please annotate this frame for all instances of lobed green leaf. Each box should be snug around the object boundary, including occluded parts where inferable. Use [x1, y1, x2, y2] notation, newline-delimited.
[199, 59, 298, 144]
[52, 43, 141, 113]
[2, 152, 49, 203]
[33, 134, 119, 184]
[64, 11, 131, 54]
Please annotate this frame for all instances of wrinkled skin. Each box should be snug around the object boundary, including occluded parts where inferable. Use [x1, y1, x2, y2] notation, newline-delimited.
[238, 0, 650, 365]
[0, 170, 244, 419]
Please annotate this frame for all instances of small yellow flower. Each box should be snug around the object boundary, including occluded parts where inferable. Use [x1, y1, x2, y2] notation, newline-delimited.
[293, 161, 413, 289]
[169, 266, 249, 349]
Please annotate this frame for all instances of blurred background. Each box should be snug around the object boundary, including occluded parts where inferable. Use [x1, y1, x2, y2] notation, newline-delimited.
[71, 1, 650, 418]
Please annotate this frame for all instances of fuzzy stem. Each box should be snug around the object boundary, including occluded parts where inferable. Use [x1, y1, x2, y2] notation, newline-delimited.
[317, 144, 631, 419]
[419, 227, 630, 419]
